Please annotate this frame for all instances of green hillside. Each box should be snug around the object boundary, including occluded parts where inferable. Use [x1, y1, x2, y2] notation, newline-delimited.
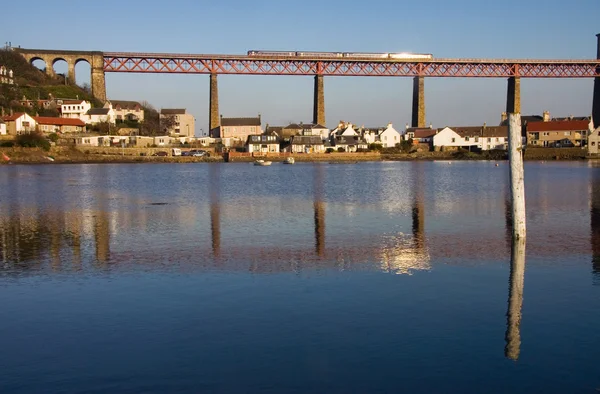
[0, 49, 102, 116]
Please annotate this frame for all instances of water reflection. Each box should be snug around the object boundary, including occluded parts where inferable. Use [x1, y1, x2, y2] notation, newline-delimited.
[505, 237, 526, 361]
[209, 164, 221, 258]
[313, 164, 326, 257]
[591, 164, 600, 282]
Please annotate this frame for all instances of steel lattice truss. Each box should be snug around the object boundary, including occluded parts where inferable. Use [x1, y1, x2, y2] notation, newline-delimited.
[103, 53, 600, 78]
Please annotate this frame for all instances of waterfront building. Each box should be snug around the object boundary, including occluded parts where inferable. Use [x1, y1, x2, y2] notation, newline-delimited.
[301, 123, 330, 140]
[34, 116, 86, 133]
[526, 119, 591, 147]
[588, 127, 600, 155]
[160, 109, 195, 137]
[378, 123, 402, 148]
[105, 100, 144, 123]
[246, 134, 280, 154]
[59, 100, 91, 120]
[331, 135, 368, 152]
[213, 115, 262, 140]
[0, 118, 6, 135]
[288, 135, 326, 153]
[434, 125, 508, 151]
[84, 107, 116, 125]
[2, 113, 36, 135]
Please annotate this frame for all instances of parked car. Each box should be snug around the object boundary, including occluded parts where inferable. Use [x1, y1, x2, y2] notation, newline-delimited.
[181, 151, 192, 156]
[152, 151, 168, 157]
[190, 150, 206, 157]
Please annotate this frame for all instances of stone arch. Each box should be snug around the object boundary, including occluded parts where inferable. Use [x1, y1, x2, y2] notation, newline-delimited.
[74, 58, 92, 88]
[30, 56, 48, 73]
[51, 57, 69, 83]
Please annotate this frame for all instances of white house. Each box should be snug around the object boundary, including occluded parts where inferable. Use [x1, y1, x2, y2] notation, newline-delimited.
[246, 134, 280, 153]
[433, 126, 509, 151]
[60, 100, 92, 120]
[1, 113, 36, 135]
[84, 107, 116, 125]
[433, 127, 465, 150]
[0, 118, 6, 135]
[301, 123, 330, 140]
[75, 135, 111, 147]
[378, 123, 402, 148]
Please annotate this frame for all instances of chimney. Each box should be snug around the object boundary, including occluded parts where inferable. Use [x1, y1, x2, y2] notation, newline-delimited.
[543, 111, 550, 122]
[405, 123, 409, 129]
[501, 112, 508, 123]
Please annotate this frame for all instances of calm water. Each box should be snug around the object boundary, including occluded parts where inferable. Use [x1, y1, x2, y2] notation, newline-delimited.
[0, 161, 599, 393]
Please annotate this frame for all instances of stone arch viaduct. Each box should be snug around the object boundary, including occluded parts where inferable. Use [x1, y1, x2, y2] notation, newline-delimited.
[16, 49, 106, 102]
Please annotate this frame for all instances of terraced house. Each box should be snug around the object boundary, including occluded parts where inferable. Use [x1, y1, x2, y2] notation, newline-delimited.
[526, 119, 591, 147]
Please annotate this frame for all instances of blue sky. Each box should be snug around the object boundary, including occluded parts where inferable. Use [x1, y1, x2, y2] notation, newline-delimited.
[2, 0, 599, 135]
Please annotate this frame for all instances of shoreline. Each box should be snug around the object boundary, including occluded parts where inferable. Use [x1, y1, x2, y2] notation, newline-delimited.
[0, 147, 591, 165]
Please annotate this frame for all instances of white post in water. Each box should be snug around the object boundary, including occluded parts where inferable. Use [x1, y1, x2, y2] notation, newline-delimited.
[508, 113, 526, 239]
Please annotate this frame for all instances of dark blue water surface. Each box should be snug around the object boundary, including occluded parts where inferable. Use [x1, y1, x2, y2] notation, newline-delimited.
[1, 161, 599, 393]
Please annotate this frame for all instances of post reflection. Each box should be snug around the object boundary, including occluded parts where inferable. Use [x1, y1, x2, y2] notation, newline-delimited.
[209, 164, 221, 258]
[505, 237, 526, 361]
[591, 166, 600, 281]
[313, 164, 326, 257]
[412, 162, 426, 250]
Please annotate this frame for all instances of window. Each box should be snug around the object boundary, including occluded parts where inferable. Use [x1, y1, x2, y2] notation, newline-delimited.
[451, 138, 455, 143]
[465, 137, 470, 141]
[593, 142, 596, 146]
[475, 138, 479, 142]
[487, 138, 491, 142]
[564, 131, 570, 135]
[496, 138, 499, 142]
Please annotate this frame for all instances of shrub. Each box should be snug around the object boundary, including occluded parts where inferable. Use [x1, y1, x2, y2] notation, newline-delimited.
[0, 141, 15, 147]
[16, 132, 50, 151]
[48, 133, 60, 143]
[337, 147, 346, 153]
[326, 148, 334, 153]
[368, 143, 383, 151]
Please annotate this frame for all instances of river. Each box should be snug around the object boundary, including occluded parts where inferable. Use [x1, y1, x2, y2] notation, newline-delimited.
[0, 161, 599, 393]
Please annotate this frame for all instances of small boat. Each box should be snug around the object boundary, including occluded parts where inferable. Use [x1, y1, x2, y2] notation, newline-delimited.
[283, 157, 295, 164]
[254, 159, 272, 166]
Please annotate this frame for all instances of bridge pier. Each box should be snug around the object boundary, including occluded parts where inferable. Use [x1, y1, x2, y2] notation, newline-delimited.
[67, 62, 76, 85]
[91, 53, 106, 102]
[411, 76, 426, 128]
[593, 34, 600, 127]
[209, 73, 220, 136]
[506, 76, 521, 114]
[313, 75, 325, 126]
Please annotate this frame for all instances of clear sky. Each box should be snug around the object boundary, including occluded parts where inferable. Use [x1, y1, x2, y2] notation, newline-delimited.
[2, 0, 599, 135]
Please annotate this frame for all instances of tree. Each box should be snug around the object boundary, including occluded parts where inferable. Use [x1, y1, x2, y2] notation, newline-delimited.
[16, 132, 50, 151]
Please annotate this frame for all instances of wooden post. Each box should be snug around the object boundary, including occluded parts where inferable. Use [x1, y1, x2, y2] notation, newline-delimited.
[508, 113, 526, 239]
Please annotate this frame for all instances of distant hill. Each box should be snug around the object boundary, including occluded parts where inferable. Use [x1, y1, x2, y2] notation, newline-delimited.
[0, 49, 102, 117]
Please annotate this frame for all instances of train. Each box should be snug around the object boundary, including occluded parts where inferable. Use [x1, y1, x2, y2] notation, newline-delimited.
[246, 50, 433, 60]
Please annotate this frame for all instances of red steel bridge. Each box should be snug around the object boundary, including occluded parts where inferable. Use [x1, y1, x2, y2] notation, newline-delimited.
[14, 35, 600, 131]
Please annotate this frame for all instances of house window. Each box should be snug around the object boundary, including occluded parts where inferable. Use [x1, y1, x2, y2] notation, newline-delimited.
[496, 138, 500, 141]
[487, 138, 491, 142]
[564, 131, 570, 135]
[592, 142, 596, 146]
[475, 138, 479, 142]
[465, 137, 470, 141]
[451, 138, 455, 143]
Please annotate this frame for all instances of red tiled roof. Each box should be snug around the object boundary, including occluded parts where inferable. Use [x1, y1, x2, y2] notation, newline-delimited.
[413, 129, 437, 138]
[34, 117, 85, 126]
[2, 113, 27, 121]
[527, 120, 590, 132]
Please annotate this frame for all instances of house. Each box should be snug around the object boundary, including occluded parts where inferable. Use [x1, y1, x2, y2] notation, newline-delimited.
[34, 116, 86, 134]
[2, 113, 36, 135]
[85, 107, 116, 125]
[588, 127, 600, 155]
[59, 100, 92, 120]
[411, 128, 437, 143]
[264, 125, 284, 137]
[0, 66, 14, 84]
[75, 135, 111, 147]
[213, 115, 262, 139]
[404, 127, 434, 141]
[434, 125, 509, 151]
[289, 135, 325, 153]
[301, 123, 329, 140]
[0, 118, 6, 135]
[332, 135, 368, 152]
[160, 109, 195, 137]
[330, 122, 358, 138]
[280, 123, 303, 139]
[246, 134, 280, 154]
[378, 123, 402, 148]
[526, 119, 591, 147]
[106, 100, 145, 122]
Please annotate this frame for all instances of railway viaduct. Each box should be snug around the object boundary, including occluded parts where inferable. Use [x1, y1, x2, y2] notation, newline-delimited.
[14, 34, 600, 132]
